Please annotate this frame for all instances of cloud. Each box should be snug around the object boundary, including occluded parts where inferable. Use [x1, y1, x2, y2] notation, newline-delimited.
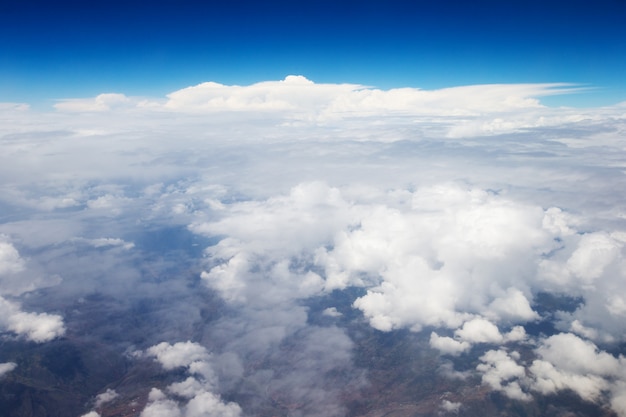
[455, 318, 504, 344]
[3, 76, 626, 416]
[476, 350, 531, 401]
[95, 388, 119, 407]
[49, 76, 609, 139]
[466, 332, 626, 416]
[0, 296, 65, 342]
[429, 332, 471, 356]
[54, 93, 131, 112]
[322, 307, 343, 317]
[0, 236, 25, 275]
[142, 342, 241, 417]
[440, 399, 461, 413]
[0, 362, 16, 378]
[76, 237, 135, 250]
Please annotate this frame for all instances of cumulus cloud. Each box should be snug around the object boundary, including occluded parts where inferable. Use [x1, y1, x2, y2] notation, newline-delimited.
[95, 388, 119, 407]
[455, 318, 504, 344]
[476, 349, 531, 401]
[322, 307, 343, 317]
[0, 296, 65, 342]
[48, 76, 607, 139]
[0, 362, 17, 378]
[142, 342, 241, 417]
[146, 341, 212, 371]
[0, 236, 25, 275]
[440, 399, 461, 413]
[430, 332, 471, 356]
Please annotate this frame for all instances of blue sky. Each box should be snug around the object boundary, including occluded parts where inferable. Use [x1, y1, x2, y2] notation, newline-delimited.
[1, 0, 625, 106]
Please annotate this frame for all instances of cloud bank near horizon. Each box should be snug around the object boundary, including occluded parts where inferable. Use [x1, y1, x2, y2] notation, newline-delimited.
[2, 76, 626, 416]
[48, 76, 613, 139]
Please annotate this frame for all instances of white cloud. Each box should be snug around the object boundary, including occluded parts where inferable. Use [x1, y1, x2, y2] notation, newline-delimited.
[0, 296, 65, 342]
[529, 358, 609, 403]
[142, 342, 242, 417]
[0, 362, 16, 378]
[84, 238, 135, 249]
[140, 389, 183, 417]
[455, 318, 503, 344]
[48, 76, 611, 139]
[54, 93, 131, 112]
[476, 349, 531, 401]
[322, 307, 343, 317]
[168, 377, 205, 399]
[534, 333, 621, 378]
[185, 391, 242, 417]
[429, 332, 471, 356]
[440, 399, 461, 413]
[0, 236, 25, 275]
[566, 232, 621, 285]
[80, 412, 101, 417]
[486, 288, 539, 322]
[146, 341, 211, 371]
[95, 388, 119, 407]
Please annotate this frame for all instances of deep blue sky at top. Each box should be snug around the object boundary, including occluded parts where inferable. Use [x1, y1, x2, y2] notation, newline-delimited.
[1, 0, 625, 107]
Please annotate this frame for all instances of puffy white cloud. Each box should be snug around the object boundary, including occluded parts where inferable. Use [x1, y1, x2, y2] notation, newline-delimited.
[476, 350, 531, 401]
[539, 333, 621, 375]
[0, 296, 65, 342]
[142, 342, 241, 417]
[0, 236, 25, 275]
[486, 288, 539, 322]
[322, 307, 342, 317]
[529, 358, 610, 402]
[94, 388, 119, 407]
[429, 332, 471, 356]
[47, 76, 612, 139]
[168, 377, 205, 399]
[455, 318, 503, 344]
[440, 399, 461, 413]
[146, 341, 211, 371]
[317, 184, 556, 333]
[566, 232, 621, 285]
[520, 332, 626, 416]
[80, 412, 101, 417]
[0, 362, 16, 378]
[185, 391, 242, 417]
[140, 389, 183, 417]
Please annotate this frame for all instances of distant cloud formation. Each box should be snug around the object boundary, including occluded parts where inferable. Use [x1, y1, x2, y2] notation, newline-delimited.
[1, 76, 626, 415]
[50, 76, 599, 139]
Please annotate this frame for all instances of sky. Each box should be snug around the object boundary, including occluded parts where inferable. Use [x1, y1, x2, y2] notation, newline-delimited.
[1, 0, 626, 106]
[2, 2, 626, 417]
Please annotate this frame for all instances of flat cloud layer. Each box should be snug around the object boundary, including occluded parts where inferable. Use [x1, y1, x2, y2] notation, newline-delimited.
[1, 76, 626, 416]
